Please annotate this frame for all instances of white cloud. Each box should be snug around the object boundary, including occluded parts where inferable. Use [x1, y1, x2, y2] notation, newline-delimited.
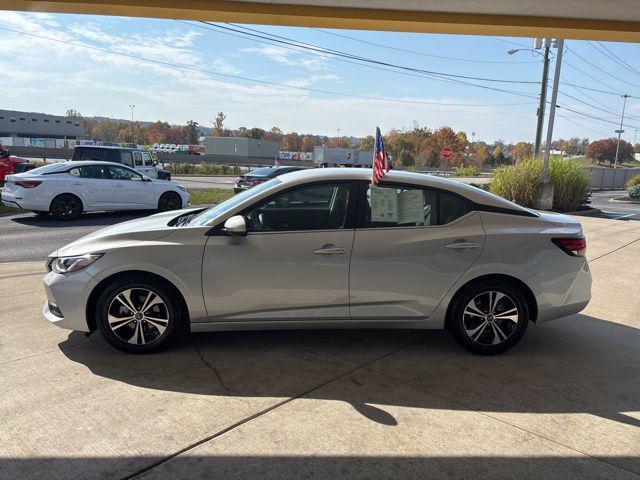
[241, 45, 329, 71]
[211, 58, 240, 75]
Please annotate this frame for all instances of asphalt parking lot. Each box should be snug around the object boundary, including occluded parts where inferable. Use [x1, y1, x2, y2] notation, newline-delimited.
[1, 215, 640, 480]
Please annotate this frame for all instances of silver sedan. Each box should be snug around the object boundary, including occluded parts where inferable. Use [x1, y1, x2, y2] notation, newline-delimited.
[42, 168, 591, 355]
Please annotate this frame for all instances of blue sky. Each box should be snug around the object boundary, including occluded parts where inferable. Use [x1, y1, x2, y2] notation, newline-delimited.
[1, 11, 639, 143]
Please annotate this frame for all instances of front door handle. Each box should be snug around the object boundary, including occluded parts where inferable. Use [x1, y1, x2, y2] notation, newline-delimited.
[114, 184, 125, 188]
[446, 240, 479, 250]
[314, 244, 347, 256]
[70, 181, 82, 185]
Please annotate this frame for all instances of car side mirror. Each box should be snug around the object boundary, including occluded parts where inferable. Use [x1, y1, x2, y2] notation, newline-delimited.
[223, 215, 247, 236]
[142, 175, 152, 182]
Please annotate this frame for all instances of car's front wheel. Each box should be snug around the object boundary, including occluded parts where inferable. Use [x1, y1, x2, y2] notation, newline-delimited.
[158, 191, 182, 212]
[449, 281, 530, 355]
[95, 276, 183, 353]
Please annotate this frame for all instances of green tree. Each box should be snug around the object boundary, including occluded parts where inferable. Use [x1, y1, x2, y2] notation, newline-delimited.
[183, 120, 200, 145]
[212, 112, 226, 136]
[398, 150, 415, 166]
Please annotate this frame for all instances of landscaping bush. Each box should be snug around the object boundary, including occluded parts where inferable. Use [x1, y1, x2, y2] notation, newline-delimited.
[165, 162, 241, 176]
[629, 184, 640, 200]
[490, 156, 589, 211]
[453, 164, 480, 177]
[627, 174, 640, 188]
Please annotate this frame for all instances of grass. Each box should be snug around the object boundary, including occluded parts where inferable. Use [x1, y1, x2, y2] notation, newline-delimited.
[573, 156, 640, 169]
[0, 203, 19, 215]
[187, 188, 234, 205]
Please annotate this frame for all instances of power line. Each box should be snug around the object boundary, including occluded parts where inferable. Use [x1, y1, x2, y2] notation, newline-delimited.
[557, 115, 612, 137]
[487, 36, 531, 48]
[557, 88, 640, 122]
[589, 41, 640, 78]
[557, 104, 640, 130]
[565, 45, 640, 88]
[200, 21, 541, 85]
[308, 27, 539, 64]
[0, 25, 537, 109]
[180, 20, 540, 100]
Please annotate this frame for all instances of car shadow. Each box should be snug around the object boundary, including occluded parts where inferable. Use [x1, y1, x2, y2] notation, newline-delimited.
[59, 314, 640, 431]
[10, 210, 156, 228]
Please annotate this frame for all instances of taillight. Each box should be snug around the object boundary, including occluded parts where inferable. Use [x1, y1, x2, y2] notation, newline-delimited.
[552, 237, 586, 257]
[16, 180, 42, 188]
[235, 177, 242, 184]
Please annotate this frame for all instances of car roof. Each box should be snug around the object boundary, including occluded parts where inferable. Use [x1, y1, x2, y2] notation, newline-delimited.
[278, 167, 531, 213]
[75, 145, 144, 151]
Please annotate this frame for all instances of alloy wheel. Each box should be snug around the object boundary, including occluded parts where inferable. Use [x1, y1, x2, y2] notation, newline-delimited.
[107, 288, 170, 345]
[462, 291, 520, 346]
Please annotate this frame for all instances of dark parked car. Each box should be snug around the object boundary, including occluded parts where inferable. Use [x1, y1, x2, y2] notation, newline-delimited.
[72, 146, 171, 180]
[14, 163, 38, 174]
[234, 166, 306, 193]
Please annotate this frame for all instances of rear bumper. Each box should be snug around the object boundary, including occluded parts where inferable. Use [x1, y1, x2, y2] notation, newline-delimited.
[530, 259, 592, 323]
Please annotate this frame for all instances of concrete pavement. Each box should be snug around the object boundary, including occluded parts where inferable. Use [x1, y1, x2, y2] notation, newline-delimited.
[1, 216, 639, 480]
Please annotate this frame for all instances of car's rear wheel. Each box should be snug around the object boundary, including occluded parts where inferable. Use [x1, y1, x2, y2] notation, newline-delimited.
[449, 281, 529, 355]
[158, 191, 182, 212]
[95, 276, 182, 353]
[50, 194, 82, 220]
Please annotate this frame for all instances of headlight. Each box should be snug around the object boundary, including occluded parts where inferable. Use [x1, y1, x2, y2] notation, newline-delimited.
[176, 184, 187, 192]
[47, 253, 104, 274]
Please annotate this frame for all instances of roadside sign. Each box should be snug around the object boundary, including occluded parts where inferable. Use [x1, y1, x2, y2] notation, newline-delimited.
[442, 147, 453, 158]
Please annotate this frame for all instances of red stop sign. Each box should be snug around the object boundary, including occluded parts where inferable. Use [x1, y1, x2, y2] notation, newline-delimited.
[442, 147, 453, 158]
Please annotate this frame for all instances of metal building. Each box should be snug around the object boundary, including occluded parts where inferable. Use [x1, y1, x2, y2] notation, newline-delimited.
[204, 136, 280, 159]
[0, 110, 84, 139]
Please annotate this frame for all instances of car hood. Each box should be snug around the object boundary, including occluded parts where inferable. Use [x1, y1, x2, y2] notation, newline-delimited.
[52, 208, 201, 257]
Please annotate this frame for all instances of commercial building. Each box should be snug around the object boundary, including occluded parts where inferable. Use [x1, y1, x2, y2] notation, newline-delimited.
[0, 110, 84, 140]
[204, 136, 280, 160]
[313, 146, 374, 167]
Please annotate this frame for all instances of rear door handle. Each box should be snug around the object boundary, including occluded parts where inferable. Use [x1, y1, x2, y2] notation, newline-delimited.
[446, 241, 479, 250]
[314, 244, 347, 256]
[70, 181, 82, 185]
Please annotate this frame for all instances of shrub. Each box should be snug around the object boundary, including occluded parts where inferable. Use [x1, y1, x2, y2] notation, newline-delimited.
[629, 184, 640, 199]
[453, 164, 480, 177]
[165, 162, 241, 176]
[490, 156, 589, 211]
[627, 174, 640, 188]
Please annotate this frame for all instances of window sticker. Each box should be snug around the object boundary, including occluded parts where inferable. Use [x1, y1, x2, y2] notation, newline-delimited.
[370, 187, 398, 222]
[398, 189, 425, 224]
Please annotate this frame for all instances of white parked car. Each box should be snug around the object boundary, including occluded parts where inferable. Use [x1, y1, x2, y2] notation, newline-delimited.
[41, 168, 591, 354]
[1, 161, 189, 220]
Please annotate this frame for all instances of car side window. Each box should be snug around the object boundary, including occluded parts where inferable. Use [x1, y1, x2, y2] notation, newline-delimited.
[133, 152, 143, 167]
[439, 192, 470, 225]
[363, 184, 437, 227]
[109, 166, 142, 181]
[142, 152, 152, 166]
[120, 151, 134, 167]
[69, 165, 109, 179]
[244, 183, 352, 232]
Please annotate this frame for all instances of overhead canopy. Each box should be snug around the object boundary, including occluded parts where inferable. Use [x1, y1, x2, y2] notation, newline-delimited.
[2, 0, 640, 42]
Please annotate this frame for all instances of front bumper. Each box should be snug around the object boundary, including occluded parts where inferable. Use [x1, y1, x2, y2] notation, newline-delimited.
[42, 270, 95, 332]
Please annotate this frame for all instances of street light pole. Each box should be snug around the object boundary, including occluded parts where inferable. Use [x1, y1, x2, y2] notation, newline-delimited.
[613, 94, 630, 169]
[129, 104, 135, 145]
[534, 39, 551, 156]
[542, 38, 564, 184]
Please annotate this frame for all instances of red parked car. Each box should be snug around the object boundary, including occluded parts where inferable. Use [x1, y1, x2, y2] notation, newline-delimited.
[0, 145, 27, 184]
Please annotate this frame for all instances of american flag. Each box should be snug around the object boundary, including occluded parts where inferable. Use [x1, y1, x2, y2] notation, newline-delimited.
[371, 126, 389, 186]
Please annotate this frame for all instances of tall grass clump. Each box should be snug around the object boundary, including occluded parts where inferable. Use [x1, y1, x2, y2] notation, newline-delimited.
[627, 174, 640, 188]
[490, 156, 589, 211]
[453, 164, 480, 177]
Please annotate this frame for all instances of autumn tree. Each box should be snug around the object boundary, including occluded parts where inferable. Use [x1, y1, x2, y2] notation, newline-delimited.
[634, 143, 640, 154]
[300, 135, 322, 152]
[282, 132, 301, 151]
[327, 136, 350, 148]
[146, 121, 171, 144]
[358, 135, 375, 151]
[165, 126, 188, 145]
[212, 112, 226, 136]
[91, 119, 120, 142]
[491, 145, 509, 165]
[512, 141, 533, 161]
[586, 138, 634, 166]
[426, 126, 467, 168]
[264, 126, 283, 142]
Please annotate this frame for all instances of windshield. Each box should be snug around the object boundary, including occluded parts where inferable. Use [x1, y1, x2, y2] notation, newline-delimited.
[189, 178, 282, 226]
[246, 167, 275, 177]
[24, 162, 69, 175]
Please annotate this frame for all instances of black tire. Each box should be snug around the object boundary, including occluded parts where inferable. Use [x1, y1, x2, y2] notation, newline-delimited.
[95, 275, 183, 354]
[50, 194, 82, 220]
[449, 281, 530, 355]
[158, 191, 182, 212]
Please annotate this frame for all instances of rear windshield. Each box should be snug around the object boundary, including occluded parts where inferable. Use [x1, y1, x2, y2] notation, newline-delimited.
[246, 167, 275, 177]
[22, 162, 69, 175]
[72, 147, 121, 163]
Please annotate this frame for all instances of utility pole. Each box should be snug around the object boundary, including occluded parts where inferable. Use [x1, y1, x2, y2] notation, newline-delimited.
[543, 38, 564, 183]
[534, 39, 551, 156]
[614, 94, 630, 169]
[129, 104, 135, 145]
